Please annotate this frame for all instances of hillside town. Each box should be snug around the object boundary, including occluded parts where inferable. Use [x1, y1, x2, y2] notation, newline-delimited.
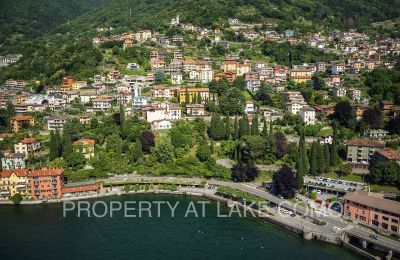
[1, 15, 400, 241]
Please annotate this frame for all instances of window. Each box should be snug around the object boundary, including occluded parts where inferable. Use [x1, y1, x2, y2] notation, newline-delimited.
[374, 214, 378, 220]
[371, 220, 379, 226]
[391, 226, 398, 233]
[383, 216, 389, 221]
[392, 219, 398, 224]
[382, 223, 388, 229]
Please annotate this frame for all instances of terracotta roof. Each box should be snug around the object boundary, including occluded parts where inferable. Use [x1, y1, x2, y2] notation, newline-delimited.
[30, 169, 64, 177]
[346, 139, 384, 148]
[0, 133, 14, 138]
[344, 191, 400, 215]
[20, 138, 38, 144]
[61, 184, 101, 194]
[376, 148, 400, 161]
[179, 88, 209, 92]
[73, 139, 95, 145]
[0, 169, 28, 178]
[13, 116, 33, 121]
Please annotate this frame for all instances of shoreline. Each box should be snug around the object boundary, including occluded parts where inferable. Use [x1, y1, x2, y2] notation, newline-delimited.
[2, 188, 383, 260]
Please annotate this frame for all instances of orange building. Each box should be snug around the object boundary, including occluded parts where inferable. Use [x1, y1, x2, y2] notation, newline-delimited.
[30, 169, 65, 200]
[60, 76, 75, 92]
[344, 191, 400, 234]
[214, 71, 237, 82]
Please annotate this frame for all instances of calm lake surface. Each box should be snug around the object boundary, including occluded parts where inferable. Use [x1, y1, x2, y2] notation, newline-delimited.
[0, 194, 361, 259]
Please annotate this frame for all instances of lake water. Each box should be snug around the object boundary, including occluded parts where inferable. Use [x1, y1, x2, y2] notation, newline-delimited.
[0, 194, 360, 259]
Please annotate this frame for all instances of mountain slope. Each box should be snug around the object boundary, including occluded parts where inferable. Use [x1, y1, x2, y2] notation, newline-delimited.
[0, 0, 106, 45]
[0, 0, 399, 84]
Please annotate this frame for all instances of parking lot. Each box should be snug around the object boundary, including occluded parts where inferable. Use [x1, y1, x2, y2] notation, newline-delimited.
[304, 176, 367, 195]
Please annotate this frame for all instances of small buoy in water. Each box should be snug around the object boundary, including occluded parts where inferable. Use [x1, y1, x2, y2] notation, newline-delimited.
[241, 237, 244, 240]
[261, 246, 264, 250]
[240, 248, 243, 251]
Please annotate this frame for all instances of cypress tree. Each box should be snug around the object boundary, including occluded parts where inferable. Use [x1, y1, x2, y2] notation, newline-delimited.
[197, 92, 202, 104]
[119, 103, 125, 126]
[185, 88, 190, 105]
[310, 142, 318, 176]
[262, 116, 268, 136]
[269, 118, 273, 134]
[251, 114, 259, 135]
[233, 116, 239, 140]
[62, 131, 73, 158]
[317, 143, 326, 174]
[324, 144, 331, 172]
[209, 114, 224, 140]
[224, 115, 231, 140]
[54, 129, 62, 157]
[239, 114, 249, 138]
[132, 141, 143, 163]
[330, 122, 339, 167]
[192, 93, 197, 104]
[49, 131, 57, 160]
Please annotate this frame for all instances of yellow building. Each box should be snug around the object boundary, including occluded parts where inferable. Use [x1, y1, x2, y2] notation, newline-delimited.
[179, 88, 209, 104]
[15, 94, 28, 104]
[73, 139, 95, 160]
[223, 61, 237, 72]
[290, 69, 313, 83]
[11, 116, 35, 132]
[0, 169, 30, 200]
[72, 81, 87, 91]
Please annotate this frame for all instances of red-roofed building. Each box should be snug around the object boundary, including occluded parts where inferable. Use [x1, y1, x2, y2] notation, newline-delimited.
[73, 139, 96, 160]
[14, 138, 41, 159]
[373, 148, 400, 165]
[0, 169, 30, 200]
[11, 116, 35, 132]
[61, 183, 102, 196]
[30, 169, 65, 199]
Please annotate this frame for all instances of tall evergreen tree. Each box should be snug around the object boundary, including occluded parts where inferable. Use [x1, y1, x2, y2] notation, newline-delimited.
[49, 131, 57, 160]
[251, 114, 259, 135]
[184, 88, 190, 105]
[233, 116, 239, 140]
[132, 141, 143, 163]
[119, 103, 125, 126]
[54, 129, 62, 157]
[224, 115, 231, 140]
[310, 143, 318, 176]
[269, 118, 273, 134]
[192, 93, 197, 104]
[324, 144, 331, 172]
[197, 92, 202, 104]
[209, 114, 224, 140]
[317, 143, 326, 174]
[330, 122, 339, 167]
[62, 131, 73, 158]
[262, 116, 268, 136]
[239, 115, 249, 138]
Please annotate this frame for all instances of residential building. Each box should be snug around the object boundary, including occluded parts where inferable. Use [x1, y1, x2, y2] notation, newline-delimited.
[47, 115, 67, 131]
[363, 129, 388, 140]
[171, 73, 183, 85]
[71, 81, 87, 91]
[289, 69, 313, 83]
[30, 169, 65, 200]
[244, 101, 255, 114]
[299, 107, 316, 125]
[332, 64, 346, 74]
[344, 191, 399, 234]
[1, 152, 25, 170]
[152, 119, 173, 130]
[14, 138, 42, 159]
[348, 89, 361, 101]
[11, 116, 35, 132]
[186, 104, 205, 116]
[333, 87, 347, 97]
[152, 85, 177, 99]
[73, 139, 95, 160]
[346, 139, 385, 170]
[92, 95, 113, 111]
[179, 88, 209, 104]
[372, 148, 400, 166]
[319, 135, 333, 145]
[0, 169, 30, 200]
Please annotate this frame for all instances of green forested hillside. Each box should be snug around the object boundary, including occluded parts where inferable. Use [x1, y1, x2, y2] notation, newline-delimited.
[0, 0, 399, 84]
[0, 0, 106, 45]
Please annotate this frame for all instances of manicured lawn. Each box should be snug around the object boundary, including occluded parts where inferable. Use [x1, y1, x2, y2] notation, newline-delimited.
[242, 90, 253, 101]
[369, 185, 400, 194]
[255, 171, 274, 182]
